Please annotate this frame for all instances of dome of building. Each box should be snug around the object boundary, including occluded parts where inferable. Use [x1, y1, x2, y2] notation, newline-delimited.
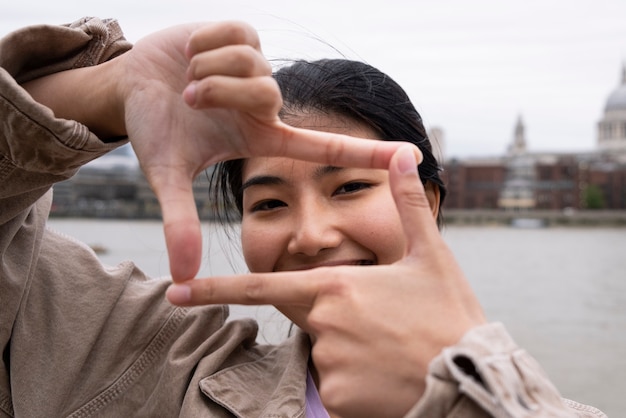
[604, 65, 626, 112]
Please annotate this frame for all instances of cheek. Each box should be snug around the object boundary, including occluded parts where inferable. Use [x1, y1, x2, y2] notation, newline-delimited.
[241, 220, 283, 273]
[354, 190, 406, 264]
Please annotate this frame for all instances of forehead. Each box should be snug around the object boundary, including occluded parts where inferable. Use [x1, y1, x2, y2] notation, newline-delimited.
[243, 112, 381, 181]
[282, 112, 380, 137]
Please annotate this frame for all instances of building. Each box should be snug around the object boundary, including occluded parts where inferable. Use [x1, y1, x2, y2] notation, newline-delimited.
[442, 64, 626, 212]
[51, 144, 219, 219]
[597, 65, 626, 152]
[51, 145, 141, 217]
[442, 157, 505, 209]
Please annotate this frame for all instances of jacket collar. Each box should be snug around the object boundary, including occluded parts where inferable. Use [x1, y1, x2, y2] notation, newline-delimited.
[199, 331, 311, 418]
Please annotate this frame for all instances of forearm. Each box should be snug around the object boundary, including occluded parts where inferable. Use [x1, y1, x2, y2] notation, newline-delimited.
[22, 59, 126, 140]
[1, 17, 132, 141]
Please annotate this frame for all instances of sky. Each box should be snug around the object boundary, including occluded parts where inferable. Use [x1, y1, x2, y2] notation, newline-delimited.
[3, 0, 626, 158]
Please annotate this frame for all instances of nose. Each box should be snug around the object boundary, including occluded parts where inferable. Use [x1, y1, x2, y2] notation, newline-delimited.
[287, 200, 342, 256]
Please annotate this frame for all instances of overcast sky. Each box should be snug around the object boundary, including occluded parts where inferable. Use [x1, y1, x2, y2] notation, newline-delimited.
[3, 0, 626, 158]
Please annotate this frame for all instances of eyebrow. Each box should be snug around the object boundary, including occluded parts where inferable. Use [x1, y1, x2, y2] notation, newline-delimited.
[240, 175, 285, 193]
[241, 165, 346, 193]
[313, 165, 344, 179]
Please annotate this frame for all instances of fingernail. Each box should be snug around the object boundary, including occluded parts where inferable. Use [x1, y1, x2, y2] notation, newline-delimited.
[166, 284, 191, 304]
[398, 146, 418, 175]
[183, 82, 197, 107]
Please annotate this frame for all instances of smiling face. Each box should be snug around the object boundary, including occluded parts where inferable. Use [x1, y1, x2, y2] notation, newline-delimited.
[240, 113, 438, 273]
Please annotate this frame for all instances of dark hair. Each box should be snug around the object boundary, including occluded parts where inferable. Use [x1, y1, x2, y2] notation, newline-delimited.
[210, 59, 447, 227]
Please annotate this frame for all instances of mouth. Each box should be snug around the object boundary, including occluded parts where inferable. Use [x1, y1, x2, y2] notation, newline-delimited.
[280, 259, 377, 271]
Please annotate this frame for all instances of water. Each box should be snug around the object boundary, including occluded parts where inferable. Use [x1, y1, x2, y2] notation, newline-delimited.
[47, 219, 626, 416]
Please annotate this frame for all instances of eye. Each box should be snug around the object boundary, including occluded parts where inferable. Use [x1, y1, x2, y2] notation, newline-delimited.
[333, 181, 373, 196]
[251, 199, 286, 212]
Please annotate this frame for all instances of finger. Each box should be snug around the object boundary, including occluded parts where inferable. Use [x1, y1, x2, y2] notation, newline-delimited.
[266, 124, 424, 170]
[165, 270, 320, 307]
[185, 21, 261, 59]
[187, 45, 272, 81]
[150, 172, 202, 282]
[184, 75, 282, 120]
[388, 145, 440, 256]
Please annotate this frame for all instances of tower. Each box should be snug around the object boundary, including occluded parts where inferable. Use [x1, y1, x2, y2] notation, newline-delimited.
[597, 64, 626, 152]
[499, 115, 535, 210]
[508, 115, 527, 155]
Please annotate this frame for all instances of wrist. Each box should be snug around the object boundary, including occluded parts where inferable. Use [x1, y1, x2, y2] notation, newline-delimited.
[89, 57, 127, 140]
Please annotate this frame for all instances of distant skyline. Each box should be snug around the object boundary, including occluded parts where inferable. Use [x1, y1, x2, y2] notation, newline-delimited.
[3, 0, 626, 158]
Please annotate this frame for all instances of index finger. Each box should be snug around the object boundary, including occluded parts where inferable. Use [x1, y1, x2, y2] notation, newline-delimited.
[260, 123, 423, 170]
[165, 270, 319, 307]
[149, 171, 202, 282]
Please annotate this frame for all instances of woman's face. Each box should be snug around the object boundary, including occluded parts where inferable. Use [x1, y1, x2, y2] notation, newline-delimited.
[240, 113, 438, 273]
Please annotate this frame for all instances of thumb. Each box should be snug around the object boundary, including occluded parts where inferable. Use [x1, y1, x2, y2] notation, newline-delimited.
[388, 145, 440, 257]
[153, 172, 202, 282]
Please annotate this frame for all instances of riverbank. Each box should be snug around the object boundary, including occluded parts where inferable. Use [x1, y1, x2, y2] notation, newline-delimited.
[442, 209, 626, 227]
[50, 204, 626, 227]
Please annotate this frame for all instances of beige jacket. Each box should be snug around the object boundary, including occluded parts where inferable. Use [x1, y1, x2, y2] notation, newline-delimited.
[0, 17, 606, 418]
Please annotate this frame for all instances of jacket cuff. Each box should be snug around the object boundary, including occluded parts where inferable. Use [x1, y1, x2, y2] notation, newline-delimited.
[1, 17, 131, 83]
[405, 323, 575, 417]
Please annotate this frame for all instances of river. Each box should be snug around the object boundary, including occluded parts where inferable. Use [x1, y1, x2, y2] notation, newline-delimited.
[47, 218, 626, 416]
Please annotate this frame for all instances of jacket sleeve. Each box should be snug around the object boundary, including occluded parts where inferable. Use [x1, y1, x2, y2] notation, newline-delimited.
[405, 322, 607, 418]
[0, 18, 131, 416]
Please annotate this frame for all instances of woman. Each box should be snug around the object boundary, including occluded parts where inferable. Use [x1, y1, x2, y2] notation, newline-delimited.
[1, 17, 604, 418]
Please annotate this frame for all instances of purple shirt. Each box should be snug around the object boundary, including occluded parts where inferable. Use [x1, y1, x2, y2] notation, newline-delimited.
[305, 370, 330, 418]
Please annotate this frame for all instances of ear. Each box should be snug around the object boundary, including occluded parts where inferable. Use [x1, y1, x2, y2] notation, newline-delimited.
[423, 181, 441, 220]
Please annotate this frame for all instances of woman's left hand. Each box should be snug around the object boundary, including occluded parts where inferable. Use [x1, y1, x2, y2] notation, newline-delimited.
[117, 21, 410, 282]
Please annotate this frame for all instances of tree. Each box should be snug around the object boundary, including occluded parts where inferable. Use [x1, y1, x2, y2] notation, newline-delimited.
[582, 184, 605, 209]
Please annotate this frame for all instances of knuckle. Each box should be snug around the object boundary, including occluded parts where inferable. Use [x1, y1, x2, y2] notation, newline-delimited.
[221, 21, 257, 46]
[397, 181, 431, 209]
[247, 77, 282, 109]
[229, 45, 260, 75]
[186, 31, 203, 55]
[259, 58, 272, 76]
[243, 275, 265, 302]
[193, 78, 218, 107]
[311, 342, 333, 369]
[198, 280, 216, 301]
[307, 308, 327, 333]
[319, 268, 352, 296]
[324, 137, 347, 167]
[187, 55, 202, 79]
[318, 379, 344, 411]
[406, 189, 431, 210]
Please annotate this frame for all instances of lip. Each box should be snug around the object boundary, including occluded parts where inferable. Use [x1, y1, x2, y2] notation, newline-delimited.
[276, 259, 377, 272]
